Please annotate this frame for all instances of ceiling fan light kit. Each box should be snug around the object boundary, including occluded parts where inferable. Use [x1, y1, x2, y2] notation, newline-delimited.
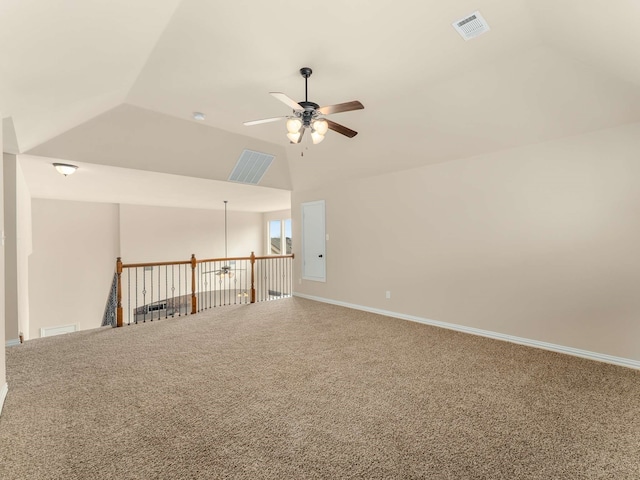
[244, 67, 364, 144]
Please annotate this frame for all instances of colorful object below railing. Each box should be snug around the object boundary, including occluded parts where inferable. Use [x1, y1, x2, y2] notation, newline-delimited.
[113, 253, 294, 327]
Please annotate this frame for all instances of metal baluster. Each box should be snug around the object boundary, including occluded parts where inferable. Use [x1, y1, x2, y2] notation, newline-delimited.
[145, 267, 153, 322]
[215, 263, 218, 307]
[165, 265, 168, 319]
[135, 268, 138, 324]
[208, 262, 212, 310]
[197, 262, 201, 312]
[268, 258, 272, 300]
[142, 268, 147, 323]
[279, 256, 282, 298]
[171, 265, 175, 317]
[129, 268, 132, 325]
[217, 261, 222, 307]
[158, 265, 161, 320]
[185, 264, 188, 314]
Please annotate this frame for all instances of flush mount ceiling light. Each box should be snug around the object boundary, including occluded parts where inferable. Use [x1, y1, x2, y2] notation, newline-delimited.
[192, 112, 206, 120]
[53, 163, 78, 176]
[244, 67, 364, 144]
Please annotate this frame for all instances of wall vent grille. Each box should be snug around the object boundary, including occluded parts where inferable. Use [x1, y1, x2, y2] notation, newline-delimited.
[452, 11, 490, 41]
[229, 149, 274, 185]
[40, 324, 78, 338]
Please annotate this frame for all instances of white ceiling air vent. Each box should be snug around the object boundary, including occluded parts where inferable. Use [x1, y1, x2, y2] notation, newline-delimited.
[228, 149, 275, 185]
[452, 11, 490, 41]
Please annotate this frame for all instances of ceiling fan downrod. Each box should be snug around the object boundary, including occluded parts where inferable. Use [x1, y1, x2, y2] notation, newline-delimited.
[300, 67, 312, 103]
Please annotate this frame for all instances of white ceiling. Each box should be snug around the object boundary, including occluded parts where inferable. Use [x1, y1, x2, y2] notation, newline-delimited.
[3, 0, 640, 203]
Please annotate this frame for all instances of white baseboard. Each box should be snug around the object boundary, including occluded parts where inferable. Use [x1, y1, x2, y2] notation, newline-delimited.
[293, 293, 640, 370]
[5, 338, 20, 347]
[0, 383, 8, 417]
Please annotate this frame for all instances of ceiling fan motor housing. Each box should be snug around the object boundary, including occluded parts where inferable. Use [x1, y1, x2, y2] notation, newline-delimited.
[297, 101, 320, 127]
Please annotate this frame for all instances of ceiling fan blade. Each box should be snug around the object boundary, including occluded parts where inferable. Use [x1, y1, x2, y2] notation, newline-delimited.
[243, 116, 286, 126]
[318, 100, 364, 115]
[326, 119, 358, 138]
[270, 92, 304, 112]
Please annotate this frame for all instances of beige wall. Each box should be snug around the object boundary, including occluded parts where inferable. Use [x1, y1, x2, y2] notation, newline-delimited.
[3, 154, 17, 341]
[29, 199, 120, 338]
[120, 204, 264, 262]
[16, 159, 32, 340]
[293, 122, 640, 362]
[3, 156, 32, 342]
[0, 115, 6, 404]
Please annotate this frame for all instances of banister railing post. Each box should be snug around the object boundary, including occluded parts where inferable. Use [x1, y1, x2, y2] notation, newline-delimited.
[116, 257, 123, 327]
[190, 254, 197, 314]
[250, 251, 256, 304]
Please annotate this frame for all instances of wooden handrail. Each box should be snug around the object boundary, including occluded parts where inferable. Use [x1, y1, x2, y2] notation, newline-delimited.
[253, 254, 295, 261]
[196, 254, 294, 263]
[121, 260, 191, 269]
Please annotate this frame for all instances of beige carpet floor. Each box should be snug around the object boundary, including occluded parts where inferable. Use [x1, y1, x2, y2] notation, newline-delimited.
[1, 297, 639, 479]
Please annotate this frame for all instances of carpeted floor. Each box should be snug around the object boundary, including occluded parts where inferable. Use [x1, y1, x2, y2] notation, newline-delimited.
[1, 297, 639, 479]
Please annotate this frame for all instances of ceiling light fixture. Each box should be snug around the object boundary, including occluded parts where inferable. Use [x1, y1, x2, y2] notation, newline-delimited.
[53, 163, 78, 176]
[192, 112, 206, 120]
[286, 117, 303, 143]
[310, 129, 325, 145]
[310, 118, 328, 144]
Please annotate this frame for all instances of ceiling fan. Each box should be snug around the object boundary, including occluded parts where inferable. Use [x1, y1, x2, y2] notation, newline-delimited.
[243, 67, 364, 144]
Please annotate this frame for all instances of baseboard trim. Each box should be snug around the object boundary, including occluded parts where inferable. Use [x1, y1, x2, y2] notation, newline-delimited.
[5, 338, 20, 347]
[0, 383, 8, 417]
[293, 293, 640, 370]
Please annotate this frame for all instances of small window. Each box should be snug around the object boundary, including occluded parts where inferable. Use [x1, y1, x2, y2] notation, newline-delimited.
[268, 218, 292, 255]
[284, 219, 292, 254]
[269, 220, 282, 254]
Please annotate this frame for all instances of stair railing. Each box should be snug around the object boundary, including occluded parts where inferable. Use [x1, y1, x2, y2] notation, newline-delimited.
[114, 252, 294, 327]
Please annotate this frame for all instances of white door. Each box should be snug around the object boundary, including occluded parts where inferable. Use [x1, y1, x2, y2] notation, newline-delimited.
[302, 200, 326, 282]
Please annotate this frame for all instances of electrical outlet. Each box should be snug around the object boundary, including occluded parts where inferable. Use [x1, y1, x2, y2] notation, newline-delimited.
[386, 291, 391, 299]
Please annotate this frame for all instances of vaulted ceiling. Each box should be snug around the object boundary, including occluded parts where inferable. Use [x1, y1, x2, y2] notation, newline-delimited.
[2, 0, 640, 203]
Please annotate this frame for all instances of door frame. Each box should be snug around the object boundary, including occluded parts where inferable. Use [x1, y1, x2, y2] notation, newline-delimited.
[301, 200, 326, 282]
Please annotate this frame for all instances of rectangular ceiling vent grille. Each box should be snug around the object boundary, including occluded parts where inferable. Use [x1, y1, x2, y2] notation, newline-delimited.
[452, 11, 490, 41]
[228, 149, 275, 185]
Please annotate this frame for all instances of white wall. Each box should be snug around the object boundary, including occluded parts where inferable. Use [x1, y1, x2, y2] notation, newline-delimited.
[293, 122, 640, 363]
[29, 199, 120, 338]
[120, 204, 263, 262]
